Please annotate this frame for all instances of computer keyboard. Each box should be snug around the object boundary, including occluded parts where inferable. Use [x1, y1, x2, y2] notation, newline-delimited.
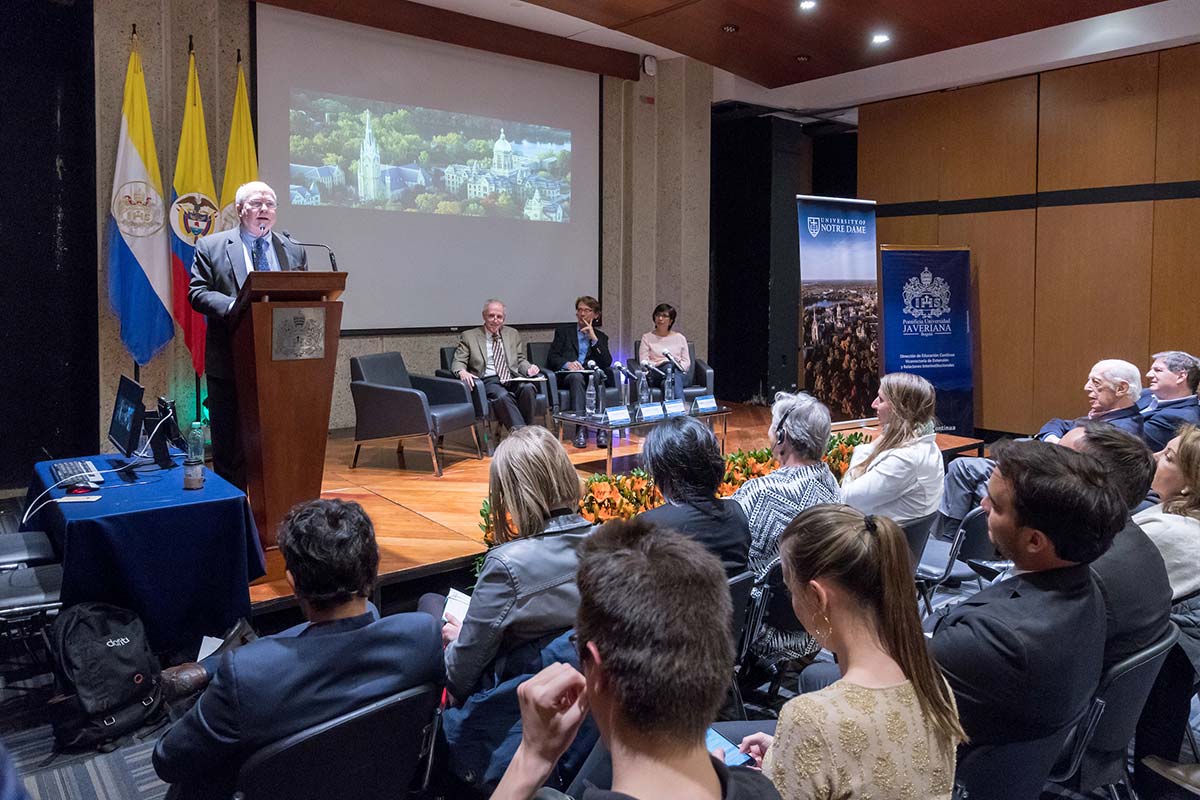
[50, 460, 104, 485]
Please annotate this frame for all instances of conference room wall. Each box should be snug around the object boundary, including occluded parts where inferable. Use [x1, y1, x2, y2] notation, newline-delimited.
[92, 0, 712, 437]
[859, 44, 1200, 435]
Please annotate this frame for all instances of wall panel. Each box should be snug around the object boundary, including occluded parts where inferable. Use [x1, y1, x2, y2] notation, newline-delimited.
[1150, 199, 1200, 356]
[857, 92, 944, 204]
[1156, 44, 1200, 183]
[1033, 203, 1152, 424]
[877, 215, 939, 248]
[939, 77, 1038, 201]
[1038, 53, 1159, 191]
[938, 211, 1037, 433]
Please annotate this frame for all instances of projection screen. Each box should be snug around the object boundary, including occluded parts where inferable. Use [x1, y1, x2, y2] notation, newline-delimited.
[255, 5, 600, 331]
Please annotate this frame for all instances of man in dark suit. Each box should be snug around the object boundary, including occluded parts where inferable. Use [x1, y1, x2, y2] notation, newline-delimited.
[1059, 422, 1172, 669]
[452, 299, 542, 432]
[637, 416, 750, 576]
[547, 296, 612, 448]
[1139, 350, 1200, 452]
[929, 440, 1127, 747]
[188, 181, 307, 489]
[153, 499, 443, 800]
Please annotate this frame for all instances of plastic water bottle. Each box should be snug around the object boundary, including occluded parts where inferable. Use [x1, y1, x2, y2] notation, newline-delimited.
[585, 373, 597, 417]
[184, 422, 205, 490]
[664, 364, 676, 402]
[638, 372, 651, 406]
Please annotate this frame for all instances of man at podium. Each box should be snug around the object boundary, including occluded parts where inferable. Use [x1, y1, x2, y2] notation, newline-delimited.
[189, 181, 308, 490]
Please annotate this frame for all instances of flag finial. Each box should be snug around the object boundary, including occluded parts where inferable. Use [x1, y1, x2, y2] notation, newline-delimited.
[188, 34, 193, 53]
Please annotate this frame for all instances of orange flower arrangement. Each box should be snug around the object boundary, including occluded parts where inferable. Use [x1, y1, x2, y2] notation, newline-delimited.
[474, 434, 868, 571]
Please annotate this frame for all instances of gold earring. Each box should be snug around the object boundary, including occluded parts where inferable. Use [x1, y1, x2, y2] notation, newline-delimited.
[814, 612, 833, 641]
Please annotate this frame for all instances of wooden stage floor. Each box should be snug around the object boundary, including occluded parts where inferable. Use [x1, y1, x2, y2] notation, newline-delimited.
[248, 403, 776, 612]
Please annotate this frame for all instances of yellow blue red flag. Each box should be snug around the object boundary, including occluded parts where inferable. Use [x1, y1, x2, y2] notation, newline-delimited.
[169, 50, 218, 376]
[108, 36, 174, 364]
[218, 56, 258, 230]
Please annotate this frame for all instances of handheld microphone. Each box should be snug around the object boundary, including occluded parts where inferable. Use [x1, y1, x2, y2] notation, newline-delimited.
[641, 360, 664, 377]
[281, 230, 339, 271]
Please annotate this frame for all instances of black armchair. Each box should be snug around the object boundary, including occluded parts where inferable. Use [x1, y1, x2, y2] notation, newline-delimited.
[350, 352, 480, 477]
[234, 683, 441, 800]
[633, 341, 715, 404]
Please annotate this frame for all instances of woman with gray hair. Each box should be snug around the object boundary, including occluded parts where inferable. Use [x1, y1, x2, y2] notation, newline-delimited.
[733, 391, 841, 663]
[637, 416, 751, 576]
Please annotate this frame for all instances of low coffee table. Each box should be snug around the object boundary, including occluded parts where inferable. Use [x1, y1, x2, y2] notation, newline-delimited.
[554, 407, 732, 475]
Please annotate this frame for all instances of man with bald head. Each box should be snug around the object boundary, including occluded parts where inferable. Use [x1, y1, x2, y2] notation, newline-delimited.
[937, 359, 1144, 537]
[451, 299, 541, 432]
[189, 181, 308, 489]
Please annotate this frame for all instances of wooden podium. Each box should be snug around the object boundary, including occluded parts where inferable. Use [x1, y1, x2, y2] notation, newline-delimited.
[230, 271, 347, 547]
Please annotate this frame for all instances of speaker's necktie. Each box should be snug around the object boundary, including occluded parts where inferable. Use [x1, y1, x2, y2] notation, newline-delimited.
[492, 334, 512, 383]
[252, 237, 269, 271]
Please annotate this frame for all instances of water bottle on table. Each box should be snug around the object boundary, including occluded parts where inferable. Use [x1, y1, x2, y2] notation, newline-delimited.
[184, 422, 205, 490]
[585, 373, 597, 417]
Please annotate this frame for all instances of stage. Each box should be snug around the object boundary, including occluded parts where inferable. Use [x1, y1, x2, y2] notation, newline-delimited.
[247, 404, 982, 617]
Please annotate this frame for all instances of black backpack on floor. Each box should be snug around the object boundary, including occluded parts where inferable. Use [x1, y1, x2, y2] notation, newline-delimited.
[47, 601, 164, 750]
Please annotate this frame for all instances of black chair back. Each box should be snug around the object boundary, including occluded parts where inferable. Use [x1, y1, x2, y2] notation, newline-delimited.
[234, 683, 440, 800]
[351, 352, 413, 390]
[900, 512, 937, 569]
[954, 727, 1075, 800]
[1047, 622, 1181, 792]
[528, 340, 552, 370]
[759, 559, 804, 634]
[956, 507, 997, 562]
[439, 346, 456, 372]
[728, 571, 755, 664]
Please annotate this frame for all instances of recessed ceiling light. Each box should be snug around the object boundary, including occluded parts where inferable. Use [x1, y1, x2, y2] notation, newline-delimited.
[871, 32, 891, 45]
[799, 0, 817, 10]
[795, 54, 811, 63]
[721, 23, 739, 33]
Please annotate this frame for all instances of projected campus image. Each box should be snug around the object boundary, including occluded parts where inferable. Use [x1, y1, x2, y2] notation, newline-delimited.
[288, 91, 572, 222]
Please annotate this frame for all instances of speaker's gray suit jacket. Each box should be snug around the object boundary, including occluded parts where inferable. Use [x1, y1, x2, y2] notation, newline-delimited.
[188, 228, 307, 379]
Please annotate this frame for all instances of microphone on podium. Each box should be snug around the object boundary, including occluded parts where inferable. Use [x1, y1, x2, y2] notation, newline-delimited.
[281, 230, 339, 271]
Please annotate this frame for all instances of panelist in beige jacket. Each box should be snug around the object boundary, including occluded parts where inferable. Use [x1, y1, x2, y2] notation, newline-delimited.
[452, 299, 541, 431]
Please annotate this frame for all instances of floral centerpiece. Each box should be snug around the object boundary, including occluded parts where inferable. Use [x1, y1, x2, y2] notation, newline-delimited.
[473, 434, 870, 570]
[824, 430, 872, 481]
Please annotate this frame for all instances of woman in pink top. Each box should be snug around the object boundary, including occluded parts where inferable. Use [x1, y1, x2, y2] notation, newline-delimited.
[640, 303, 690, 399]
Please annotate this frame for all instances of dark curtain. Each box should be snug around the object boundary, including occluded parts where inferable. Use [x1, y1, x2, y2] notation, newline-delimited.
[0, 0, 98, 488]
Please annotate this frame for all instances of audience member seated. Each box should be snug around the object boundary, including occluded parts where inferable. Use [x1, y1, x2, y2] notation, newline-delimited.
[928, 440, 1125, 748]
[152, 499, 443, 800]
[1133, 423, 1200, 796]
[732, 391, 839, 665]
[548, 295, 613, 449]
[938, 358, 1144, 536]
[1139, 350, 1200, 453]
[637, 416, 750, 576]
[492, 519, 781, 800]
[840, 372, 943, 522]
[639, 302, 690, 399]
[436, 426, 594, 701]
[732, 505, 964, 800]
[1134, 424, 1200, 600]
[1058, 423, 1172, 669]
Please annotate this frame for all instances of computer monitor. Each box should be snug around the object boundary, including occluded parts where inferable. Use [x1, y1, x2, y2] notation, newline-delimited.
[108, 375, 146, 458]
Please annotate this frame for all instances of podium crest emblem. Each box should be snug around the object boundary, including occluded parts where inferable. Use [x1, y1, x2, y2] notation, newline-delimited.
[807, 216, 821, 238]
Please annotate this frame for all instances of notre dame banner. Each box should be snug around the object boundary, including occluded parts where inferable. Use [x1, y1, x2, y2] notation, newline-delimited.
[879, 247, 974, 436]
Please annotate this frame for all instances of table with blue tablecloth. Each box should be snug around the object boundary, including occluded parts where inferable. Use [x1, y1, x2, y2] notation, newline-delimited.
[22, 455, 265, 652]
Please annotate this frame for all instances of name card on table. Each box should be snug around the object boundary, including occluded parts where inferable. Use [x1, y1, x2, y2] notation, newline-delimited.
[692, 395, 718, 413]
[637, 403, 665, 422]
[663, 399, 687, 416]
[605, 407, 631, 425]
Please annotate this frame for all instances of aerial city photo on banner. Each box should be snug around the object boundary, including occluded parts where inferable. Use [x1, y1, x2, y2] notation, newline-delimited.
[288, 90, 572, 222]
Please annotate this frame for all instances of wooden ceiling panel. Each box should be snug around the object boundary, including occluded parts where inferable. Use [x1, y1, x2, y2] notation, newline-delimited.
[526, 0, 1162, 88]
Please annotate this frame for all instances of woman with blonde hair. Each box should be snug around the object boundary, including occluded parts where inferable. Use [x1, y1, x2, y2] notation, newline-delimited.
[437, 426, 593, 700]
[841, 371, 944, 522]
[736, 504, 965, 799]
